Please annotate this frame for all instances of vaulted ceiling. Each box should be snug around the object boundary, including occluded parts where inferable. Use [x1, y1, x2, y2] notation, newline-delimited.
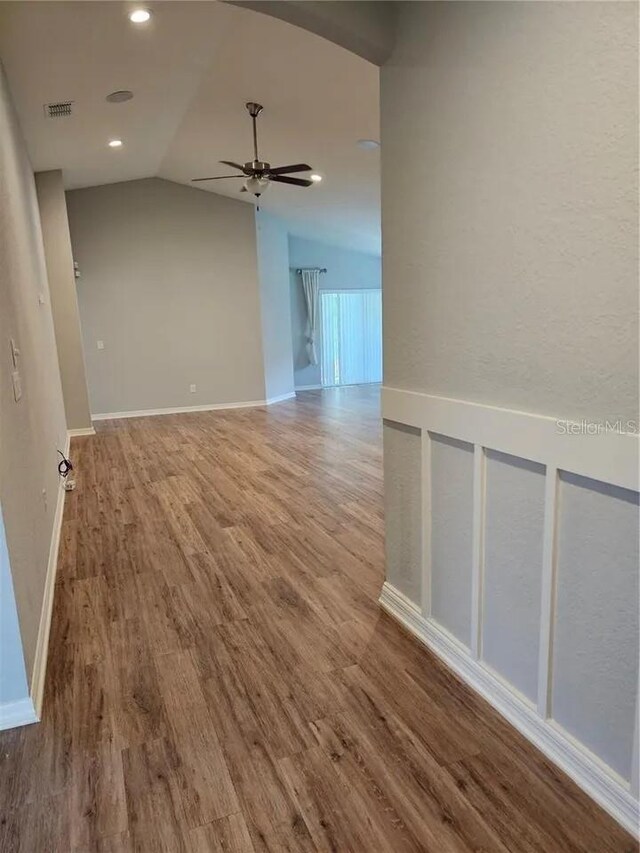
[0, 1, 380, 253]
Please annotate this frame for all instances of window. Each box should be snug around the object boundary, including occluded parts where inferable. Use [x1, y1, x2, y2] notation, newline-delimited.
[320, 289, 382, 387]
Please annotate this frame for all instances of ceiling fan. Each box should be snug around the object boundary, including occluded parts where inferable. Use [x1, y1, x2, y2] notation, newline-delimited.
[192, 102, 314, 197]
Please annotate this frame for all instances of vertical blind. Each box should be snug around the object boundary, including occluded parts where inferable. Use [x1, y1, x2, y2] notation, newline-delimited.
[320, 289, 382, 387]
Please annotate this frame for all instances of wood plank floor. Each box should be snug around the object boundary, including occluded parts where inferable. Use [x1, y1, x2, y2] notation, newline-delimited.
[0, 385, 636, 852]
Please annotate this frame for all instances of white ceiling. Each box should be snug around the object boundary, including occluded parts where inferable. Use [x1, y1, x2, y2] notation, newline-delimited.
[0, 1, 381, 253]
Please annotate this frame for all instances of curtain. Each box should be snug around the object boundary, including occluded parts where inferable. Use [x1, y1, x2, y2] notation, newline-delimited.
[301, 269, 320, 366]
[320, 290, 382, 386]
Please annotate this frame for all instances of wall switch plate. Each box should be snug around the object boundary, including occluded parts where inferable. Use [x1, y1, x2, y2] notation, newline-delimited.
[189, 384, 197, 393]
[11, 370, 22, 402]
[10, 338, 20, 368]
[97, 340, 104, 350]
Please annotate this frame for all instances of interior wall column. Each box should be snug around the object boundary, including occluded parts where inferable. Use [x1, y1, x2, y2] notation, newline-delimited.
[35, 169, 92, 432]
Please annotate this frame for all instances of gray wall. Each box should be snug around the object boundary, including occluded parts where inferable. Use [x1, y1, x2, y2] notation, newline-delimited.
[288, 234, 381, 388]
[256, 211, 295, 401]
[66, 178, 267, 415]
[382, 1, 638, 423]
[0, 62, 68, 691]
[35, 170, 92, 431]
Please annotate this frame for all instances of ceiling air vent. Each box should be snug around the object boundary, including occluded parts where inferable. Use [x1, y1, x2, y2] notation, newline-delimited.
[44, 101, 73, 118]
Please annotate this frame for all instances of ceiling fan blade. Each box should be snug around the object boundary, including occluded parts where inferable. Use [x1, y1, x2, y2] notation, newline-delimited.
[270, 175, 313, 187]
[219, 160, 246, 171]
[268, 163, 312, 175]
[191, 175, 245, 182]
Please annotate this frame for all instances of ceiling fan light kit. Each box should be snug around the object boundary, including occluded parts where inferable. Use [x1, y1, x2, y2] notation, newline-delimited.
[192, 102, 315, 197]
[244, 175, 270, 195]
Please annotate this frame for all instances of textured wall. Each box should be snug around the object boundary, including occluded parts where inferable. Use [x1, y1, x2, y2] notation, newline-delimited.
[288, 235, 381, 388]
[35, 170, 92, 431]
[552, 473, 639, 781]
[256, 211, 295, 401]
[383, 420, 422, 605]
[382, 1, 638, 422]
[482, 451, 545, 702]
[66, 178, 267, 415]
[0, 62, 68, 686]
[380, 3, 638, 794]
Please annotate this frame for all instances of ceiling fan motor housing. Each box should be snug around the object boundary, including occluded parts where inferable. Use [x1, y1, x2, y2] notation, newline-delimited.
[245, 161, 270, 174]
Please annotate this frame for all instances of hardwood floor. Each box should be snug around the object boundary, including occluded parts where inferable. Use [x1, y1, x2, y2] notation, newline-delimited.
[0, 385, 635, 852]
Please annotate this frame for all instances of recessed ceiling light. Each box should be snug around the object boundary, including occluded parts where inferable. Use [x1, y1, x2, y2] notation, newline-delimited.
[310, 174, 322, 183]
[106, 90, 134, 104]
[108, 139, 123, 148]
[357, 139, 380, 150]
[129, 9, 151, 23]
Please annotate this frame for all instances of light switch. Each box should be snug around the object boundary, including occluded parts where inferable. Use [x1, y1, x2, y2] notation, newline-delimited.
[97, 340, 104, 350]
[12, 371, 22, 402]
[10, 338, 20, 368]
[190, 384, 197, 393]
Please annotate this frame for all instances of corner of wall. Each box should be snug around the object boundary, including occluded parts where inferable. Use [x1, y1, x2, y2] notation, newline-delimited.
[256, 210, 296, 401]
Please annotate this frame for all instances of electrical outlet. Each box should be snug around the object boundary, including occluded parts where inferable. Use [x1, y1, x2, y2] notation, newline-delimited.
[97, 340, 104, 350]
[42, 488, 48, 511]
[189, 384, 197, 393]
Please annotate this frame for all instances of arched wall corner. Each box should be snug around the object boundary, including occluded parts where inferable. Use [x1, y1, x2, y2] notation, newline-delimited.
[225, 0, 396, 66]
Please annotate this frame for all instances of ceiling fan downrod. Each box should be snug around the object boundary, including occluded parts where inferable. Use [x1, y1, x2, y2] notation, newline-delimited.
[246, 102, 263, 166]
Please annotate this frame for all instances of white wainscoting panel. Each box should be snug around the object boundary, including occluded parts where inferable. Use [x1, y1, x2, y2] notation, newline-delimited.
[429, 434, 474, 648]
[381, 385, 640, 836]
[552, 472, 639, 782]
[482, 450, 546, 703]
[383, 422, 423, 606]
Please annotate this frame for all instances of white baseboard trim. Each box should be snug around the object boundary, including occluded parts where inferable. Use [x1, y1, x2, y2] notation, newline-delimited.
[0, 697, 38, 731]
[265, 392, 297, 405]
[92, 399, 272, 421]
[29, 434, 69, 721]
[67, 426, 95, 437]
[379, 581, 639, 837]
[92, 395, 302, 421]
[295, 384, 323, 391]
